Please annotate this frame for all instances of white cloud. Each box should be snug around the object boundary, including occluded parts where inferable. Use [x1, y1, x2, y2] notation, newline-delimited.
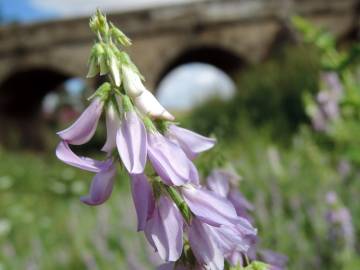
[31, 0, 199, 18]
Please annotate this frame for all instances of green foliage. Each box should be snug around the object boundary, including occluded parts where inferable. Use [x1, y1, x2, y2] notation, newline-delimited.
[183, 45, 320, 143]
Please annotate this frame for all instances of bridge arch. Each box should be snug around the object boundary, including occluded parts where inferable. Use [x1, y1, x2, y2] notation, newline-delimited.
[156, 45, 247, 88]
[0, 67, 73, 149]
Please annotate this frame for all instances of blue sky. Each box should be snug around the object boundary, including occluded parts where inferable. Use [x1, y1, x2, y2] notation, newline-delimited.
[0, 0, 199, 24]
[1, 0, 56, 23]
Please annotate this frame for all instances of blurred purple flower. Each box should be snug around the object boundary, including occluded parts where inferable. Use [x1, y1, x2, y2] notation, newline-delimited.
[145, 196, 184, 262]
[148, 132, 199, 186]
[325, 191, 355, 249]
[116, 111, 147, 174]
[57, 97, 103, 145]
[207, 169, 254, 220]
[312, 72, 343, 131]
[166, 124, 216, 160]
[130, 174, 155, 231]
[56, 140, 112, 173]
[80, 161, 116, 205]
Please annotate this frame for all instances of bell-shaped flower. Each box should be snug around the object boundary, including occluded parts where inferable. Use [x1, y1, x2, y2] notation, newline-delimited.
[56, 140, 112, 173]
[134, 90, 174, 121]
[182, 185, 239, 227]
[207, 169, 253, 220]
[145, 196, 184, 262]
[116, 110, 147, 174]
[167, 125, 216, 160]
[147, 132, 199, 186]
[207, 170, 230, 198]
[80, 161, 116, 205]
[102, 103, 121, 153]
[188, 218, 224, 270]
[130, 174, 155, 231]
[57, 97, 103, 145]
[122, 65, 147, 97]
[207, 222, 256, 259]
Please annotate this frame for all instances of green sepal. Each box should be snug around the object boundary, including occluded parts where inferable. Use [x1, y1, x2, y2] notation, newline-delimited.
[88, 82, 112, 102]
[122, 95, 134, 112]
[164, 185, 192, 224]
[243, 261, 270, 270]
[117, 51, 145, 81]
[143, 117, 157, 133]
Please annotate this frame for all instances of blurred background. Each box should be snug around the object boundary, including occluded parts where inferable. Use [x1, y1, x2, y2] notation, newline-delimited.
[0, 0, 359, 269]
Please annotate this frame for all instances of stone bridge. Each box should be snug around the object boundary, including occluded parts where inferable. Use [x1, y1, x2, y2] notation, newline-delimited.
[0, 0, 359, 149]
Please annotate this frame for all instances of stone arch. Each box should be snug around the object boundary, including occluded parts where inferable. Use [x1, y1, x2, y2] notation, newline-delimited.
[156, 45, 247, 88]
[0, 67, 71, 150]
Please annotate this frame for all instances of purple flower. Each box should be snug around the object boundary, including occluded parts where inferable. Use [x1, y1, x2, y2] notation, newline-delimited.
[130, 174, 155, 231]
[57, 97, 103, 145]
[148, 132, 199, 186]
[102, 103, 121, 153]
[167, 125, 216, 160]
[182, 185, 240, 227]
[188, 218, 224, 270]
[325, 191, 355, 249]
[116, 111, 147, 174]
[145, 196, 184, 262]
[55, 140, 112, 173]
[80, 161, 116, 205]
[207, 169, 254, 220]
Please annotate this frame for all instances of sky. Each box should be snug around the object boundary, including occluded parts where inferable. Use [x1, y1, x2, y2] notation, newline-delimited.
[0, 0, 199, 23]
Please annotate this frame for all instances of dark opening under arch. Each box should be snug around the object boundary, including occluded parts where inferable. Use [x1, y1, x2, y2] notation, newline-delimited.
[156, 46, 246, 87]
[0, 68, 70, 150]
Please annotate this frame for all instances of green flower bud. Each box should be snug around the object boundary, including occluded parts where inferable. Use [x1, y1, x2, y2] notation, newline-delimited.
[110, 23, 132, 47]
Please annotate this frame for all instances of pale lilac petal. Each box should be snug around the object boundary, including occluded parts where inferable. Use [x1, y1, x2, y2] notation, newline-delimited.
[116, 111, 147, 174]
[102, 103, 121, 153]
[189, 219, 224, 270]
[57, 97, 103, 145]
[80, 162, 116, 205]
[208, 223, 255, 257]
[130, 174, 155, 231]
[167, 125, 216, 159]
[182, 186, 239, 226]
[148, 132, 199, 186]
[145, 196, 183, 262]
[56, 141, 111, 173]
[207, 170, 230, 197]
[228, 190, 254, 219]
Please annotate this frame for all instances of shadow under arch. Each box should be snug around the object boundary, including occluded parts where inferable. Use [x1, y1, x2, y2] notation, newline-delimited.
[156, 45, 246, 89]
[0, 67, 70, 150]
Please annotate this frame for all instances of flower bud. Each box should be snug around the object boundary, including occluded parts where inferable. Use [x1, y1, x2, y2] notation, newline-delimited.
[134, 90, 174, 121]
[110, 23, 132, 47]
[86, 43, 105, 78]
[122, 65, 146, 97]
[106, 47, 121, 87]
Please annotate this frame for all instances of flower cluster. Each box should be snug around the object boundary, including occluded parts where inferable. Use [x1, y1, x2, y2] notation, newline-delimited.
[206, 169, 288, 270]
[55, 11, 271, 270]
[310, 72, 343, 132]
[325, 192, 355, 251]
